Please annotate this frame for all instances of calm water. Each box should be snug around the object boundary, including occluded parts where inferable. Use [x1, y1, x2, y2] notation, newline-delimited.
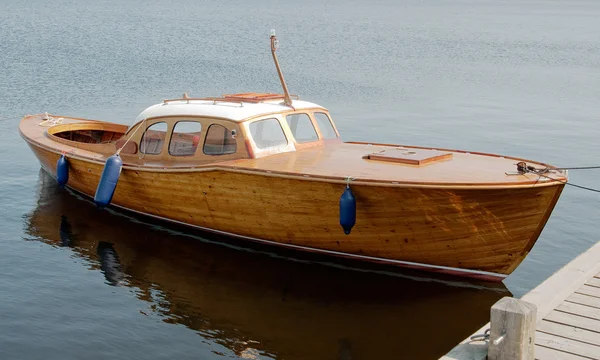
[1, 0, 599, 359]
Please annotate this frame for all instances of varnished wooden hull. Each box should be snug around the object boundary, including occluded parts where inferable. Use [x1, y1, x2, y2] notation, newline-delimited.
[26, 142, 564, 281]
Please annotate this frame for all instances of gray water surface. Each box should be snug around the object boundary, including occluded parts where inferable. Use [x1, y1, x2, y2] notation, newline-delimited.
[1, 0, 599, 359]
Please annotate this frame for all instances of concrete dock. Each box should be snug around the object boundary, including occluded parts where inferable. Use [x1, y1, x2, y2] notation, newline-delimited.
[442, 241, 600, 360]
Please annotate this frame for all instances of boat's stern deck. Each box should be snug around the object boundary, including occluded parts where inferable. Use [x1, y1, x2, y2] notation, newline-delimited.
[19, 114, 127, 161]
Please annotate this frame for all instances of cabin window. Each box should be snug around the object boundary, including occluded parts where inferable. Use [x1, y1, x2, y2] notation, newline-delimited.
[314, 112, 338, 139]
[249, 118, 288, 149]
[140, 122, 168, 155]
[286, 113, 318, 143]
[203, 124, 237, 155]
[169, 121, 202, 156]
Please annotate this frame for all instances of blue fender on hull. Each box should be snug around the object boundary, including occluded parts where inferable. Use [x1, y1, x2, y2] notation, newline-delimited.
[56, 154, 69, 187]
[94, 154, 123, 209]
[339, 187, 356, 235]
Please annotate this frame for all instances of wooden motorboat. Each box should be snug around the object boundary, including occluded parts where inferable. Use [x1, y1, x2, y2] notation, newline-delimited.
[19, 31, 567, 281]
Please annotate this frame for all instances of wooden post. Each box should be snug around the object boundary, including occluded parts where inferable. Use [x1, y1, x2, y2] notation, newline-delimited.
[488, 297, 537, 360]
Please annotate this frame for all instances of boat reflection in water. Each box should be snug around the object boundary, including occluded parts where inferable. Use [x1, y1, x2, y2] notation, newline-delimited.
[25, 171, 510, 360]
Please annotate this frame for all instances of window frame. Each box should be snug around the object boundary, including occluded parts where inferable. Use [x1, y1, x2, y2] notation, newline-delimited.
[168, 120, 203, 157]
[248, 118, 289, 150]
[285, 113, 319, 144]
[202, 123, 238, 156]
[313, 112, 338, 139]
[140, 121, 169, 155]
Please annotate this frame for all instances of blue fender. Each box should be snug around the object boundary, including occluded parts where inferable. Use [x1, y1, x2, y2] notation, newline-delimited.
[56, 154, 69, 187]
[339, 187, 356, 235]
[94, 154, 123, 208]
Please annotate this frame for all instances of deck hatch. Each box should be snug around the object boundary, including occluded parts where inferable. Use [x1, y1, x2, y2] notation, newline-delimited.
[364, 148, 453, 165]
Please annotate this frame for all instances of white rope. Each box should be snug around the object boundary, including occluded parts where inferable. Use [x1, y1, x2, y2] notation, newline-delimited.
[39, 112, 63, 127]
[116, 118, 146, 155]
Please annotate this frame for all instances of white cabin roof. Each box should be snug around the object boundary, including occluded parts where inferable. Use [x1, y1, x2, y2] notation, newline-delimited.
[135, 98, 327, 123]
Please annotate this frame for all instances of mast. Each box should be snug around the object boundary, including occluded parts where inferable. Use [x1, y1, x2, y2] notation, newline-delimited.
[270, 29, 293, 107]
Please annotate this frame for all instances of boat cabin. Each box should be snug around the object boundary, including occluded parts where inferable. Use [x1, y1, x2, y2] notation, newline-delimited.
[108, 93, 341, 166]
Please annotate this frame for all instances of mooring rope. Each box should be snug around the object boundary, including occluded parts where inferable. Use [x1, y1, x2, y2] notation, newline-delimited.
[535, 172, 600, 194]
[552, 166, 600, 171]
[470, 328, 490, 342]
[516, 162, 600, 194]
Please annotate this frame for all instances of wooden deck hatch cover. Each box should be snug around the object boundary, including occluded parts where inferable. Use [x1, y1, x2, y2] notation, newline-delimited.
[364, 148, 453, 165]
